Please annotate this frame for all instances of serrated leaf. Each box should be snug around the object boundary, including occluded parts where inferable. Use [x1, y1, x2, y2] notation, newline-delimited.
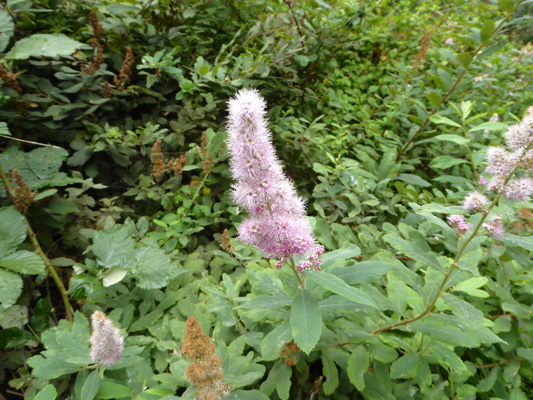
[27, 147, 69, 179]
[81, 369, 100, 400]
[347, 345, 368, 391]
[0, 122, 10, 136]
[259, 360, 291, 399]
[383, 233, 443, 271]
[320, 243, 361, 269]
[0, 10, 14, 53]
[93, 225, 135, 269]
[27, 311, 92, 379]
[306, 270, 377, 308]
[35, 384, 57, 400]
[390, 353, 419, 379]
[6, 34, 86, 59]
[290, 289, 321, 355]
[430, 155, 468, 169]
[0, 206, 27, 258]
[131, 247, 172, 289]
[429, 114, 462, 128]
[0, 250, 46, 274]
[0, 270, 23, 318]
[330, 261, 389, 284]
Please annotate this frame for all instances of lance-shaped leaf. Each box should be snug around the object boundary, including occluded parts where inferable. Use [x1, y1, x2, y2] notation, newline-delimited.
[290, 289, 322, 355]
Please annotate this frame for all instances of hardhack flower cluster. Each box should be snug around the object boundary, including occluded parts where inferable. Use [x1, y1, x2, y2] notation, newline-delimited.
[226, 89, 323, 272]
[447, 214, 470, 235]
[89, 310, 124, 366]
[457, 108, 533, 237]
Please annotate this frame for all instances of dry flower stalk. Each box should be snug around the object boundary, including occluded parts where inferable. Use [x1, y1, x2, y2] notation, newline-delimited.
[221, 229, 234, 252]
[151, 139, 188, 178]
[0, 63, 22, 95]
[114, 46, 134, 91]
[414, 30, 431, 68]
[182, 317, 232, 400]
[82, 11, 105, 75]
[12, 169, 35, 213]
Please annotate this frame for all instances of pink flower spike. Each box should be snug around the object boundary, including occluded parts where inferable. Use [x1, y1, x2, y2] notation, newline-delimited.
[447, 214, 471, 235]
[227, 89, 321, 269]
[504, 177, 533, 202]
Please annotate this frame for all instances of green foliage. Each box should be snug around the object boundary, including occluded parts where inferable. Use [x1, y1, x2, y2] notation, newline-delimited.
[0, 0, 532, 399]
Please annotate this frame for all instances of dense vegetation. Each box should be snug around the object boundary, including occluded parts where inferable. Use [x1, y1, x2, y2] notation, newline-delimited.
[0, 0, 532, 399]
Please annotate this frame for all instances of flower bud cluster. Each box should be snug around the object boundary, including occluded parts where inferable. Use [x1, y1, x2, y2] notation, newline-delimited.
[226, 89, 322, 271]
[447, 214, 470, 235]
[89, 311, 124, 366]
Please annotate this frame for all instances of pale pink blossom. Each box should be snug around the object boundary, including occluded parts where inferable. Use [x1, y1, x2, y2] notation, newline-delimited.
[226, 89, 321, 270]
[483, 216, 503, 238]
[485, 146, 514, 176]
[90, 311, 124, 366]
[447, 214, 471, 235]
[463, 191, 488, 212]
[504, 177, 533, 202]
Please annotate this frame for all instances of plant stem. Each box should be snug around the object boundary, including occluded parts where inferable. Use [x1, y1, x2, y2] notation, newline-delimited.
[395, 4, 519, 162]
[288, 257, 305, 288]
[0, 165, 73, 322]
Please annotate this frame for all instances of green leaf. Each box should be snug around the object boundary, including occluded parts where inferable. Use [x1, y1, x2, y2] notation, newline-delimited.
[383, 233, 443, 271]
[390, 353, 419, 379]
[387, 275, 409, 315]
[477, 365, 500, 392]
[6, 33, 86, 59]
[261, 322, 292, 361]
[397, 173, 431, 187]
[81, 370, 100, 400]
[93, 225, 135, 269]
[347, 345, 368, 391]
[228, 390, 269, 400]
[429, 114, 462, 128]
[330, 261, 390, 284]
[322, 352, 339, 395]
[0, 10, 14, 53]
[33, 188, 58, 201]
[498, 0, 514, 12]
[468, 121, 508, 132]
[410, 318, 478, 347]
[430, 155, 468, 169]
[500, 233, 533, 251]
[427, 92, 442, 107]
[0, 270, 23, 319]
[27, 147, 69, 179]
[290, 289, 322, 355]
[457, 52, 472, 68]
[320, 243, 361, 269]
[95, 382, 131, 399]
[306, 270, 377, 308]
[0, 250, 46, 274]
[35, 384, 57, 400]
[434, 134, 470, 145]
[129, 310, 164, 332]
[101, 265, 128, 287]
[480, 20, 495, 43]
[453, 277, 489, 298]
[259, 361, 292, 400]
[0, 206, 27, 258]
[27, 311, 92, 379]
[130, 247, 172, 289]
[0, 122, 10, 136]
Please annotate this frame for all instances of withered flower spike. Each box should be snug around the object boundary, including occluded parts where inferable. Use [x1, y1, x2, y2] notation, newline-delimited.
[12, 169, 35, 214]
[182, 317, 232, 400]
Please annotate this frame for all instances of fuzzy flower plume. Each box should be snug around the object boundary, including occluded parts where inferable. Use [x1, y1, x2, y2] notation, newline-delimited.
[463, 191, 488, 212]
[447, 214, 470, 235]
[89, 311, 124, 366]
[182, 317, 231, 400]
[227, 89, 323, 271]
[483, 216, 503, 238]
